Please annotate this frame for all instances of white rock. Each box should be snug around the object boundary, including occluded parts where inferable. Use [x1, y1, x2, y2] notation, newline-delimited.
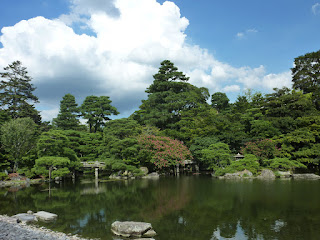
[34, 211, 57, 221]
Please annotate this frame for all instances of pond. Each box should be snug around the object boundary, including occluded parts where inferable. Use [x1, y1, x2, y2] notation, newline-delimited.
[1, 176, 320, 240]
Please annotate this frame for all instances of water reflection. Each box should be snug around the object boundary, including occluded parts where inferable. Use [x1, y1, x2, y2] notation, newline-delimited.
[0, 177, 320, 240]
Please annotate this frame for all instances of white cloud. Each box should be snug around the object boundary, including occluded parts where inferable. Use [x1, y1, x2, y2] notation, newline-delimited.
[312, 3, 320, 15]
[236, 28, 258, 39]
[0, 0, 290, 121]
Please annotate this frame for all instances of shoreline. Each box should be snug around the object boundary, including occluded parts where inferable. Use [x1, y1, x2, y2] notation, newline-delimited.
[0, 215, 97, 240]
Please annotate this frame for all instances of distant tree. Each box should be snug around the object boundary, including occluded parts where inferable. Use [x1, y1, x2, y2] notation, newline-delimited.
[80, 95, 119, 133]
[53, 94, 80, 130]
[133, 60, 208, 130]
[1, 118, 37, 171]
[0, 61, 41, 123]
[138, 135, 192, 170]
[200, 142, 232, 171]
[292, 50, 320, 108]
[211, 92, 229, 112]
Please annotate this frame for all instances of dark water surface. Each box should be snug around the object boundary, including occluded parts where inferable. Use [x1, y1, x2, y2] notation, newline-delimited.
[1, 176, 320, 240]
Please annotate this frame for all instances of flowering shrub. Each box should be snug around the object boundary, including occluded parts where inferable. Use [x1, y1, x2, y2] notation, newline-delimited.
[138, 135, 193, 169]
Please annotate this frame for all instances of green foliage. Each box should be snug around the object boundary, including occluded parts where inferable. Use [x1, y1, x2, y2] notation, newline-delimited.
[37, 130, 80, 172]
[34, 156, 70, 178]
[199, 142, 231, 170]
[133, 60, 209, 130]
[211, 92, 230, 112]
[216, 154, 260, 176]
[269, 158, 306, 171]
[241, 139, 280, 166]
[53, 94, 81, 130]
[102, 119, 141, 166]
[80, 95, 119, 133]
[189, 137, 218, 162]
[292, 50, 320, 109]
[1, 117, 37, 171]
[0, 61, 41, 123]
[0, 172, 8, 180]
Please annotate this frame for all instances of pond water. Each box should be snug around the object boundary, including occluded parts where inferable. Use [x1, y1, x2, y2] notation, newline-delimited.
[1, 176, 320, 240]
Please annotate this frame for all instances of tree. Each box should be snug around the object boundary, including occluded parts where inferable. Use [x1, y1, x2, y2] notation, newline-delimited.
[53, 94, 81, 130]
[1, 118, 37, 171]
[200, 142, 232, 171]
[80, 95, 119, 133]
[211, 92, 230, 112]
[138, 135, 192, 170]
[37, 130, 80, 173]
[0, 61, 41, 123]
[133, 60, 208, 130]
[292, 50, 320, 108]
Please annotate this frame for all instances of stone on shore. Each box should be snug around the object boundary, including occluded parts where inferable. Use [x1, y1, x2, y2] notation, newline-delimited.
[257, 169, 276, 179]
[218, 169, 253, 179]
[34, 211, 57, 221]
[142, 172, 160, 179]
[13, 213, 37, 223]
[292, 174, 320, 180]
[277, 171, 291, 178]
[111, 221, 156, 238]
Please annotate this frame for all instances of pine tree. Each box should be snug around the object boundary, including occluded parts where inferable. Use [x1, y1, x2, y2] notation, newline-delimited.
[53, 94, 80, 130]
[0, 61, 41, 123]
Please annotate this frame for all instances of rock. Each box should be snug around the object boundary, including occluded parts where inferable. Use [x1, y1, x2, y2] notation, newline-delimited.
[33, 211, 57, 221]
[218, 169, 253, 179]
[142, 172, 159, 179]
[27, 210, 33, 215]
[292, 174, 320, 180]
[111, 221, 156, 238]
[277, 171, 291, 178]
[258, 169, 276, 179]
[139, 167, 149, 176]
[13, 213, 38, 223]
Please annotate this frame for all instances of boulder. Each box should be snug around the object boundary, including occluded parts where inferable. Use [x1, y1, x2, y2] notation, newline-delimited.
[258, 169, 276, 180]
[277, 171, 291, 178]
[218, 169, 253, 179]
[34, 211, 57, 221]
[111, 221, 156, 238]
[292, 174, 320, 180]
[13, 213, 37, 223]
[142, 172, 159, 179]
[139, 167, 149, 176]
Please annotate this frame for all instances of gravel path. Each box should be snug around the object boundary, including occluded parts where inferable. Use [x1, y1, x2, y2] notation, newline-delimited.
[0, 215, 97, 240]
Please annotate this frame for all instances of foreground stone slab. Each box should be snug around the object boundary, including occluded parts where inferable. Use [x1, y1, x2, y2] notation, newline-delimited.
[33, 211, 57, 221]
[13, 213, 37, 223]
[111, 221, 156, 238]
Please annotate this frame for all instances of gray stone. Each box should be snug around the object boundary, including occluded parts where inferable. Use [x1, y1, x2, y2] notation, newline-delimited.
[13, 213, 37, 223]
[277, 171, 291, 178]
[142, 172, 159, 179]
[139, 167, 149, 176]
[27, 210, 33, 215]
[34, 211, 57, 221]
[292, 174, 320, 180]
[219, 169, 253, 179]
[111, 221, 156, 238]
[143, 229, 157, 237]
[258, 169, 276, 179]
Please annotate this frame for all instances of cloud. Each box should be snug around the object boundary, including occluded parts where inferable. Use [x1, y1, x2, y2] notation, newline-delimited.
[236, 28, 258, 39]
[312, 3, 320, 15]
[0, 0, 290, 121]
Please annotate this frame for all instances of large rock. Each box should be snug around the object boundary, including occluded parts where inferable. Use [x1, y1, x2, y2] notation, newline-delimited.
[292, 174, 320, 180]
[111, 221, 156, 238]
[13, 213, 37, 223]
[258, 169, 276, 179]
[219, 169, 253, 179]
[139, 167, 149, 176]
[33, 211, 57, 221]
[142, 172, 159, 179]
[277, 171, 291, 178]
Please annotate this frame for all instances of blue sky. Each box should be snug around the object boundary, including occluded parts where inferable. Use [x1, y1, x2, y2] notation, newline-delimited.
[0, 0, 320, 121]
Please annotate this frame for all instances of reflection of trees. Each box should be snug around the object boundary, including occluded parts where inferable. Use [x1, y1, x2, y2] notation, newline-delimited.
[1, 178, 320, 240]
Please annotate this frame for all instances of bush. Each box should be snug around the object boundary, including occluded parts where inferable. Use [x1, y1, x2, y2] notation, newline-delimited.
[0, 172, 8, 181]
[215, 154, 260, 176]
[269, 157, 306, 171]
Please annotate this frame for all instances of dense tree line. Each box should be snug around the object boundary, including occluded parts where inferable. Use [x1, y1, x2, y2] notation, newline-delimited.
[1, 50, 320, 180]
